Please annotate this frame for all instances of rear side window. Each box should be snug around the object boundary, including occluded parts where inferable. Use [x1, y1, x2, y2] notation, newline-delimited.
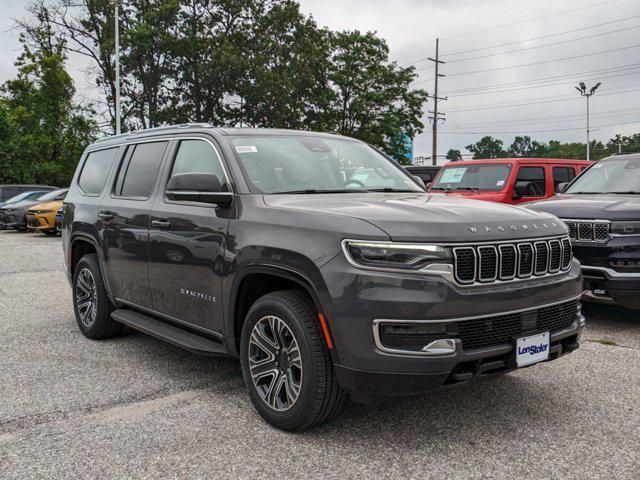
[171, 140, 227, 186]
[114, 142, 168, 199]
[552, 167, 576, 186]
[516, 166, 546, 196]
[78, 148, 119, 195]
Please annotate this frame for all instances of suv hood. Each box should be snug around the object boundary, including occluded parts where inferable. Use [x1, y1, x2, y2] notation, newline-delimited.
[526, 194, 640, 221]
[264, 193, 567, 242]
[28, 201, 62, 212]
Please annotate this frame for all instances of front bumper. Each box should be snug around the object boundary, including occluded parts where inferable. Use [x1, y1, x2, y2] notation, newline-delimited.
[319, 254, 584, 399]
[26, 213, 56, 230]
[0, 212, 24, 227]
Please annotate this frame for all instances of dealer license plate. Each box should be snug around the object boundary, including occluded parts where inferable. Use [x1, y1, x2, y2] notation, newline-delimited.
[516, 332, 550, 367]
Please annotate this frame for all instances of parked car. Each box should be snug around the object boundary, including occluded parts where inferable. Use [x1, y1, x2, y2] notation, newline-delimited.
[428, 158, 591, 204]
[527, 153, 640, 310]
[63, 125, 584, 431]
[0, 184, 56, 207]
[0, 188, 68, 231]
[26, 197, 67, 235]
[0, 190, 54, 230]
[405, 165, 441, 184]
[55, 206, 64, 232]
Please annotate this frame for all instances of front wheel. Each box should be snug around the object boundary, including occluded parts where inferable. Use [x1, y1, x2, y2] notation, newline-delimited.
[42, 229, 59, 236]
[240, 290, 345, 431]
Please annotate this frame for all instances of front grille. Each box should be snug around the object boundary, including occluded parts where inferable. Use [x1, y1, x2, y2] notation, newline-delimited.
[564, 219, 609, 242]
[457, 299, 578, 350]
[453, 236, 571, 285]
[27, 217, 41, 227]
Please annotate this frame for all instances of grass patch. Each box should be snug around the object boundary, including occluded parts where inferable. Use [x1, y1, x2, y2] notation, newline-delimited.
[598, 339, 618, 346]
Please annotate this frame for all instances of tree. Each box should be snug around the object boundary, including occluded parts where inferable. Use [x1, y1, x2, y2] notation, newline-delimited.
[465, 136, 507, 159]
[324, 30, 428, 163]
[0, 26, 96, 185]
[508, 135, 548, 157]
[446, 148, 462, 161]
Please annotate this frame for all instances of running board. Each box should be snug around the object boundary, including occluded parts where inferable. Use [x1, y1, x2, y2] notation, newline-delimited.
[111, 308, 227, 355]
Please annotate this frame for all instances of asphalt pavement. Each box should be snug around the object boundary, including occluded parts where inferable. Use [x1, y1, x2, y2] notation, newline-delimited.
[0, 229, 638, 479]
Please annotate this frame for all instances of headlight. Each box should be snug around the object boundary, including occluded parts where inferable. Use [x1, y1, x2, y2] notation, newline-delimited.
[343, 240, 451, 271]
[610, 221, 640, 235]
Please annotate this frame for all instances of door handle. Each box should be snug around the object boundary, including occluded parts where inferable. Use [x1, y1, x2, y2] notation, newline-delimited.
[98, 211, 114, 221]
[151, 219, 171, 229]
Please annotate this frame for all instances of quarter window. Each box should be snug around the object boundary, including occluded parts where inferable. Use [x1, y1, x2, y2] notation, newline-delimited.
[171, 140, 227, 187]
[78, 147, 119, 195]
[552, 167, 575, 186]
[114, 142, 168, 199]
[516, 166, 546, 197]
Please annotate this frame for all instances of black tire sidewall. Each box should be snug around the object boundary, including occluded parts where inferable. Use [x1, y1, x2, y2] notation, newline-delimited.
[72, 254, 113, 338]
[240, 294, 323, 430]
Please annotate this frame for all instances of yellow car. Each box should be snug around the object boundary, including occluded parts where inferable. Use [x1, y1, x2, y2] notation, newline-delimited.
[26, 200, 64, 235]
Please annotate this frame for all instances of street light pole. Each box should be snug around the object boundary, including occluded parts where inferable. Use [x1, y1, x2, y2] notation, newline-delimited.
[575, 81, 601, 161]
[114, 1, 121, 135]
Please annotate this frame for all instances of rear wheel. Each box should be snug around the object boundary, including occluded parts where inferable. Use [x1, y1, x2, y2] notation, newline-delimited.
[240, 290, 345, 431]
[72, 254, 124, 339]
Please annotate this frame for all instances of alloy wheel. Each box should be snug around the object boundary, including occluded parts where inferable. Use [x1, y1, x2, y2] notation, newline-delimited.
[75, 268, 98, 328]
[248, 315, 303, 412]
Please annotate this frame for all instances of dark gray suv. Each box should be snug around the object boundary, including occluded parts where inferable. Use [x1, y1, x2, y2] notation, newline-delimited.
[62, 125, 585, 430]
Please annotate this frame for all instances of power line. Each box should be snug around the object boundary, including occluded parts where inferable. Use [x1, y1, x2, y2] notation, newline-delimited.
[445, 43, 640, 77]
[436, 120, 640, 135]
[441, 0, 618, 40]
[392, 0, 617, 56]
[446, 87, 640, 113]
[438, 63, 640, 92]
[412, 61, 640, 86]
[446, 69, 640, 97]
[442, 13, 640, 57]
[445, 24, 640, 64]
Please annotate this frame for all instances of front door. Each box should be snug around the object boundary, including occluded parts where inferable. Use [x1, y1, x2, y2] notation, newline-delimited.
[98, 140, 170, 309]
[513, 165, 548, 204]
[148, 137, 231, 333]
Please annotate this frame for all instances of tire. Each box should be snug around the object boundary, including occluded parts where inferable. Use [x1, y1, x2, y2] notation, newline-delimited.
[240, 290, 345, 431]
[42, 229, 59, 236]
[72, 253, 124, 339]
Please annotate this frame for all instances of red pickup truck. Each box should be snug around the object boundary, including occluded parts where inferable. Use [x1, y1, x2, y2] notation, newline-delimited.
[427, 158, 592, 204]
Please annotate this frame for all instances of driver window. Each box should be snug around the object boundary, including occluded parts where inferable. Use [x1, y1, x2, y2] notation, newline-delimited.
[516, 166, 546, 197]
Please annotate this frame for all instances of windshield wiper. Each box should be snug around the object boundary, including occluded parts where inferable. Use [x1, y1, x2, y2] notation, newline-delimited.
[455, 187, 480, 193]
[365, 187, 422, 193]
[272, 189, 363, 194]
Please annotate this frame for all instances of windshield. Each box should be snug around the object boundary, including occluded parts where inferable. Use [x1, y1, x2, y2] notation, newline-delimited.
[228, 135, 423, 194]
[566, 157, 640, 194]
[5, 191, 46, 204]
[431, 163, 512, 191]
[37, 189, 66, 201]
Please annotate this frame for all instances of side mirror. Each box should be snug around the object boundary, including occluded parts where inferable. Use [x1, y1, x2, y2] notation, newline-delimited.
[555, 182, 569, 194]
[513, 181, 532, 199]
[166, 173, 232, 205]
[413, 175, 426, 189]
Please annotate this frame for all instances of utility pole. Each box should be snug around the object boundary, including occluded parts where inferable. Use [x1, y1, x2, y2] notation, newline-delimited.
[575, 81, 601, 161]
[114, 1, 121, 135]
[427, 38, 447, 166]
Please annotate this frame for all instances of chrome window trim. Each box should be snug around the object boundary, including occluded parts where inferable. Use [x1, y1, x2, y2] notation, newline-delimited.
[371, 294, 582, 356]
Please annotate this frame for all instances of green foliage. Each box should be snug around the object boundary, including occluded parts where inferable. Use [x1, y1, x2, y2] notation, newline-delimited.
[508, 135, 547, 158]
[465, 136, 508, 159]
[0, 25, 97, 185]
[446, 149, 462, 161]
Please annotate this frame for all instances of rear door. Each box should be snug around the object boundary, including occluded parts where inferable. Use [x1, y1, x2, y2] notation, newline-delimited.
[147, 137, 231, 333]
[552, 165, 576, 192]
[97, 140, 170, 309]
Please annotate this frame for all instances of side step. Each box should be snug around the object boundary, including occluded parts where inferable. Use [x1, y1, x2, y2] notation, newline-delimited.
[111, 308, 228, 356]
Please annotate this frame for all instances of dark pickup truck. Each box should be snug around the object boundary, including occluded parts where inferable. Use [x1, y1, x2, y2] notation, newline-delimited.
[62, 125, 585, 430]
[527, 153, 640, 310]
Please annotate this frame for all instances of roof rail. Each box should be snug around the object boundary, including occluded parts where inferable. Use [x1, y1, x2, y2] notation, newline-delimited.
[94, 123, 216, 143]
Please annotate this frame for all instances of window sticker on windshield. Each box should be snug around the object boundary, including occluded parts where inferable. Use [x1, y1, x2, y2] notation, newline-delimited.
[236, 145, 257, 153]
[439, 167, 466, 183]
[496, 180, 505, 186]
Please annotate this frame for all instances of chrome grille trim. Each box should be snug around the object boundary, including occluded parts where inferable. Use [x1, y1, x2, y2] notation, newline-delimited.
[562, 219, 610, 243]
[452, 235, 571, 286]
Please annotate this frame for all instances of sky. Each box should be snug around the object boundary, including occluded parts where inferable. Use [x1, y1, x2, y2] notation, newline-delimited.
[1, 0, 639, 164]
